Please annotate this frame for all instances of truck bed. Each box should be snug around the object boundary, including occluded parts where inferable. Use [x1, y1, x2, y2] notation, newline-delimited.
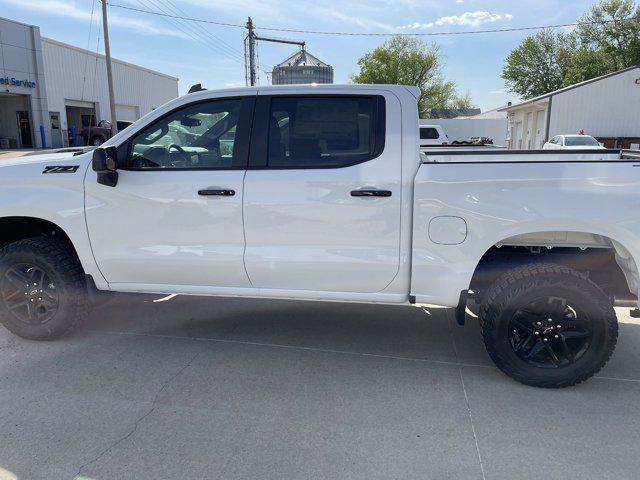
[420, 148, 640, 163]
[410, 148, 640, 307]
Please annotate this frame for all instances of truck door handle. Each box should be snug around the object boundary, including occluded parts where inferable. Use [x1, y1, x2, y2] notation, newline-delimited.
[351, 189, 392, 197]
[198, 188, 235, 196]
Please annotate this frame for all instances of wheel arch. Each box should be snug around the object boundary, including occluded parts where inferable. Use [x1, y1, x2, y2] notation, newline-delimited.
[469, 230, 640, 306]
[0, 216, 85, 274]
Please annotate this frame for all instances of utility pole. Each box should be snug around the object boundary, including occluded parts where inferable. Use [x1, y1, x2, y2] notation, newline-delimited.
[101, 0, 118, 138]
[246, 17, 257, 86]
[245, 16, 305, 87]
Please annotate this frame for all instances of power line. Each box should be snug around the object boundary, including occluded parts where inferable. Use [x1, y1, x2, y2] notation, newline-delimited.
[108, 2, 245, 28]
[106, 2, 630, 37]
[90, 10, 103, 106]
[141, 0, 244, 62]
[133, 0, 244, 64]
[158, 0, 244, 57]
[151, 0, 244, 60]
[80, 0, 97, 101]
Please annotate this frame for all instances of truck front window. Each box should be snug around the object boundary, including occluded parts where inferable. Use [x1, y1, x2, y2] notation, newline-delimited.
[127, 99, 241, 169]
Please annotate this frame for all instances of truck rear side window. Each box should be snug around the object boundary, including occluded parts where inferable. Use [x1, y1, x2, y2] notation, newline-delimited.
[265, 96, 385, 168]
[420, 128, 439, 140]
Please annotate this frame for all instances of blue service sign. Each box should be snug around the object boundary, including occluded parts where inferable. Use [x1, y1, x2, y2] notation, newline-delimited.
[0, 76, 36, 88]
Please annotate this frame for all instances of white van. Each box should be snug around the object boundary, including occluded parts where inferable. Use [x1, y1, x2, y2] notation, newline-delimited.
[419, 124, 448, 147]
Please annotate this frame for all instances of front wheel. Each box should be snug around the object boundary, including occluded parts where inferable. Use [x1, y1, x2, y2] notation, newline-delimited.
[479, 263, 618, 388]
[0, 237, 89, 340]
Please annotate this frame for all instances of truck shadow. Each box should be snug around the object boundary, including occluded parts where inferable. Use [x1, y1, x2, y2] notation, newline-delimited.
[89, 293, 484, 365]
[86, 293, 640, 379]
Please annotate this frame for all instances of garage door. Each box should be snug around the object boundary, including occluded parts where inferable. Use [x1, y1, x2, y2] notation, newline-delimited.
[115, 104, 139, 122]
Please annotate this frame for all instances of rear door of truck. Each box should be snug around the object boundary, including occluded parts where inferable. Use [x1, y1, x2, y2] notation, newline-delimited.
[242, 89, 403, 293]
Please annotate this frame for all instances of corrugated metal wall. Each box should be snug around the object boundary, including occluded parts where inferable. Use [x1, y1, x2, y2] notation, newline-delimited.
[0, 18, 50, 148]
[42, 39, 178, 130]
[272, 66, 333, 85]
[550, 68, 640, 138]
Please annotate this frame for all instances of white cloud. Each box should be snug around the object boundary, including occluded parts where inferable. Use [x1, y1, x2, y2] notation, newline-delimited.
[401, 21, 434, 29]
[400, 11, 513, 29]
[456, 0, 464, 3]
[319, 7, 398, 31]
[434, 11, 512, 27]
[1, 0, 190, 39]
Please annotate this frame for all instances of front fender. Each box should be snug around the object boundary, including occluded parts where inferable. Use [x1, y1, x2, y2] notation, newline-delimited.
[0, 153, 107, 289]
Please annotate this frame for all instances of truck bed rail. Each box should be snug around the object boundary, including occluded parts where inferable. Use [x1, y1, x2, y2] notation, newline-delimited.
[421, 149, 628, 164]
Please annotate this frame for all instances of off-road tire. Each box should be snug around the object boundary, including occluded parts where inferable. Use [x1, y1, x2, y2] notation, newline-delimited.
[479, 262, 617, 388]
[0, 237, 88, 340]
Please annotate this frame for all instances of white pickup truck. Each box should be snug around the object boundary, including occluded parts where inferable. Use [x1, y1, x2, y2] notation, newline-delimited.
[1, 84, 638, 388]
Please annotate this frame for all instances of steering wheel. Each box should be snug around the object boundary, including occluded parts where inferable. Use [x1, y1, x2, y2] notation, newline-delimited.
[168, 143, 191, 165]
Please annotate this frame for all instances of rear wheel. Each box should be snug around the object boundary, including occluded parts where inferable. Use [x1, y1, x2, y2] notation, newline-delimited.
[0, 237, 88, 340]
[479, 263, 618, 388]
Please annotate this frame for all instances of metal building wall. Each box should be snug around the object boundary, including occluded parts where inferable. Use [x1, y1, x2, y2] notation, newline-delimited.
[42, 38, 178, 132]
[549, 68, 640, 138]
[0, 17, 50, 148]
[506, 104, 549, 149]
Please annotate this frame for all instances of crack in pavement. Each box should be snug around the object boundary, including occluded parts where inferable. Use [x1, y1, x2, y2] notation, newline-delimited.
[87, 328, 640, 384]
[73, 351, 200, 479]
[91, 328, 491, 369]
[443, 308, 487, 480]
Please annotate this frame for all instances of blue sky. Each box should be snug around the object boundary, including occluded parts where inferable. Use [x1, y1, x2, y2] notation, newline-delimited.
[1, 0, 603, 111]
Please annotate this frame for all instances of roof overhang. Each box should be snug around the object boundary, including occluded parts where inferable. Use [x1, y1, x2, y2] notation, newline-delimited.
[499, 65, 640, 112]
[500, 98, 550, 112]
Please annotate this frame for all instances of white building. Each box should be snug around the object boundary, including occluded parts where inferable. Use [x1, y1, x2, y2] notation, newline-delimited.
[0, 16, 178, 149]
[501, 66, 640, 150]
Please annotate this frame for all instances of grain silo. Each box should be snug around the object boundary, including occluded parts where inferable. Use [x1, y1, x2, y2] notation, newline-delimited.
[271, 48, 333, 85]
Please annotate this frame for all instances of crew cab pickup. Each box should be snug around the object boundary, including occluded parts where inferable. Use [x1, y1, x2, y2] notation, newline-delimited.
[1, 84, 639, 388]
[81, 120, 133, 146]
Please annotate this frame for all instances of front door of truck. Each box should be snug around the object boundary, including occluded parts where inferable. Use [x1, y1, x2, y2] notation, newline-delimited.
[242, 91, 402, 293]
[85, 95, 255, 289]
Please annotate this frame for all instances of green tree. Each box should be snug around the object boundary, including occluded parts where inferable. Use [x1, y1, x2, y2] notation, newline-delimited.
[563, 48, 613, 85]
[449, 92, 475, 110]
[501, 29, 573, 99]
[502, 0, 640, 99]
[351, 35, 474, 117]
[577, 0, 640, 70]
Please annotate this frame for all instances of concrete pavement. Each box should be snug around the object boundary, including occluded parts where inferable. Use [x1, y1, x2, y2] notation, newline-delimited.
[1, 295, 639, 479]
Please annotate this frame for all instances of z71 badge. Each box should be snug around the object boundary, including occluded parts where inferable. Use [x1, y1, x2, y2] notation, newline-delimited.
[43, 165, 80, 174]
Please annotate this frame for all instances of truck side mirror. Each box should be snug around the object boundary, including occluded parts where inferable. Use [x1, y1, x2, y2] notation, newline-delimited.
[92, 146, 118, 187]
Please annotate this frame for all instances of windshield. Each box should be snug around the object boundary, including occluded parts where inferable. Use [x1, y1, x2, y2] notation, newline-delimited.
[564, 136, 600, 146]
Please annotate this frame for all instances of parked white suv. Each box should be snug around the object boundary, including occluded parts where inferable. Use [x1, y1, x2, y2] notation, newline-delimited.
[543, 134, 605, 150]
[0, 84, 637, 388]
[419, 124, 448, 147]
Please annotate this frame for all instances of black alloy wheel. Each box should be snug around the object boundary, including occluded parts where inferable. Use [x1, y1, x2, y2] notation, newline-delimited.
[508, 296, 592, 369]
[0, 263, 60, 325]
[480, 263, 618, 388]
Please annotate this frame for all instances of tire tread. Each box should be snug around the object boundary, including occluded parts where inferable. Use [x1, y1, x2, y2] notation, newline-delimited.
[0, 237, 88, 340]
[479, 262, 618, 388]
